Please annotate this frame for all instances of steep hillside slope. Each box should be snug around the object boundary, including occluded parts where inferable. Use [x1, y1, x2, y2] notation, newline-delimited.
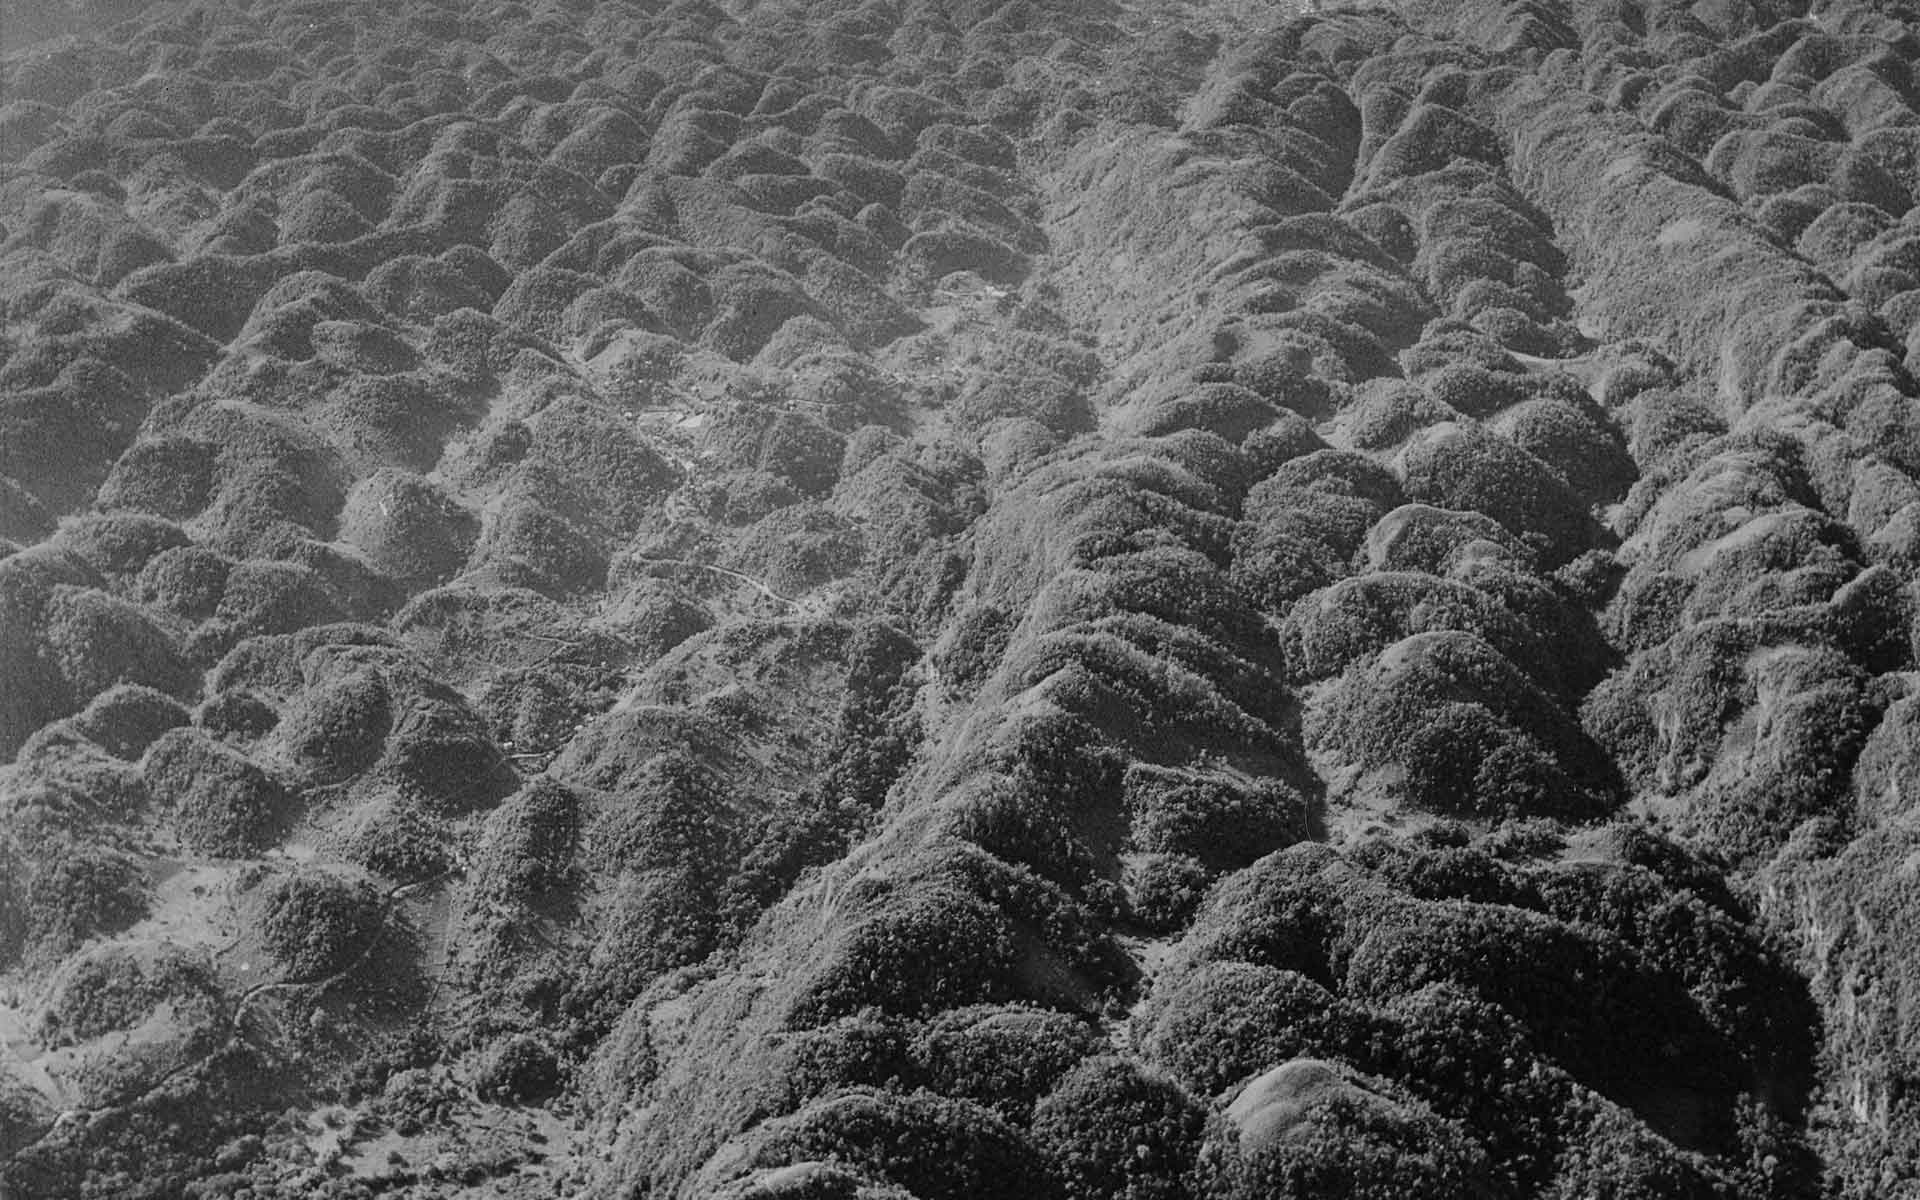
[4, 0, 1920, 1197]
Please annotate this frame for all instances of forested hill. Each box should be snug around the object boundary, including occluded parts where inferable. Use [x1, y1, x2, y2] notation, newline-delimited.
[4, 0, 1920, 1196]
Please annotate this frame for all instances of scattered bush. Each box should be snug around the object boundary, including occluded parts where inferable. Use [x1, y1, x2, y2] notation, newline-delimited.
[1311, 630, 1619, 818]
[144, 728, 295, 856]
[1334, 384, 1451, 451]
[72, 684, 189, 759]
[9, 718, 151, 826]
[278, 662, 392, 780]
[945, 773, 1102, 896]
[23, 842, 148, 961]
[257, 868, 386, 978]
[1495, 398, 1635, 502]
[338, 469, 478, 584]
[1395, 703, 1574, 820]
[1143, 961, 1348, 1096]
[1126, 853, 1213, 934]
[1124, 765, 1303, 871]
[195, 689, 280, 740]
[211, 559, 340, 641]
[54, 513, 189, 577]
[704, 406, 847, 496]
[478, 493, 608, 595]
[1228, 527, 1345, 614]
[312, 319, 419, 375]
[744, 1087, 1054, 1200]
[1282, 572, 1548, 685]
[0, 550, 94, 754]
[816, 152, 908, 206]
[279, 187, 372, 244]
[380, 694, 514, 816]
[474, 1033, 562, 1103]
[363, 254, 494, 323]
[1137, 384, 1278, 445]
[1208, 1059, 1498, 1200]
[527, 395, 678, 529]
[1342, 900, 1734, 1112]
[1399, 423, 1596, 566]
[706, 264, 820, 360]
[332, 790, 453, 882]
[953, 369, 1093, 436]
[1354, 842, 1531, 909]
[579, 864, 720, 1018]
[42, 584, 192, 703]
[1367, 102, 1504, 184]
[322, 369, 479, 473]
[38, 942, 221, 1047]
[115, 255, 274, 341]
[136, 545, 232, 618]
[729, 504, 865, 596]
[1032, 1057, 1210, 1200]
[902, 223, 1027, 285]
[789, 876, 1018, 1026]
[1360, 504, 1531, 574]
[1420, 363, 1529, 420]
[1265, 449, 1404, 511]
[938, 602, 1017, 696]
[1232, 452, 1404, 611]
[98, 435, 220, 521]
[917, 1006, 1104, 1122]
[475, 779, 581, 899]
[1549, 1099, 1731, 1200]
[615, 253, 714, 340]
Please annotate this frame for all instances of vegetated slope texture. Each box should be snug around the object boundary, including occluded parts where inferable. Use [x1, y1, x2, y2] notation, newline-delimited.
[3, 0, 1920, 1196]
